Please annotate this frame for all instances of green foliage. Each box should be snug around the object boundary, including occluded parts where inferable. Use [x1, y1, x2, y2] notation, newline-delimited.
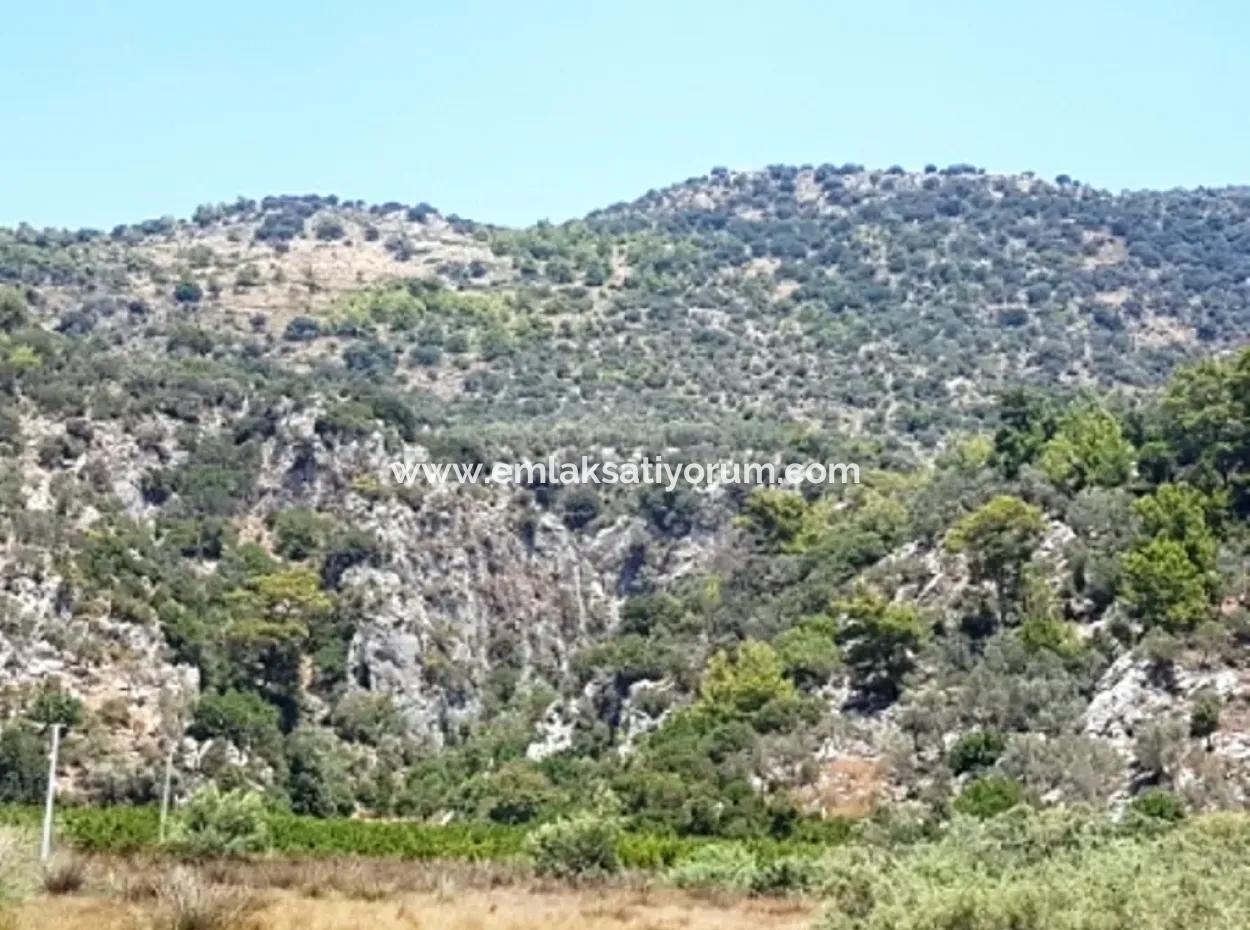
[168, 787, 270, 858]
[1123, 539, 1211, 630]
[0, 288, 29, 332]
[269, 508, 332, 561]
[191, 690, 281, 750]
[1017, 569, 1085, 658]
[947, 495, 1046, 623]
[952, 775, 1026, 819]
[524, 813, 621, 879]
[559, 486, 601, 530]
[739, 489, 808, 550]
[1121, 484, 1219, 630]
[173, 280, 203, 304]
[814, 809, 1250, 930]
[0, 825, 37, 906]
[1018, 616, 1084, 658]
[329, 693, 404, 747]
[666, 842, 759, 890]
[0, 729, 45, 805]
[1038, 405, 1135, 491]
[1135, 483, 1221, 567]
[472, 761, 557, 826]
[947, 731, 1006, 775]
[1129, 789, 1187, 826]
[27, 688, 83, 730]
[836, 591, 925, 698]
[1190, 689, 1222, 740]
[698, 641, 797, 717]
[992, 389, 1058, 478]
[774, 615, 840, 688]
[285, 728, 356, 818]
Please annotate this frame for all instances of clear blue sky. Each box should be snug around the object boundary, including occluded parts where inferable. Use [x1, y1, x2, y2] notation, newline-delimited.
[3, 1, 1248, 230]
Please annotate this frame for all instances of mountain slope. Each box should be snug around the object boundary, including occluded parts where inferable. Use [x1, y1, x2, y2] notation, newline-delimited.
[1, 165, 1249, 830]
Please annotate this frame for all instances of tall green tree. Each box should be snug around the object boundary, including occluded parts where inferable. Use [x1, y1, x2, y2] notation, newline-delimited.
[992, 389, 1058, 478]
[1121, 483, 1219, 630]
[1038, 406, 1135, 491]
[835, 590, 926, 699]
[947, 495, 1047, 624]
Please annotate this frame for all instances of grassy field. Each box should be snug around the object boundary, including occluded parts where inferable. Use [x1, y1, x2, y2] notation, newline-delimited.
[10, 807, 1250, 929]
[6, 857, 815, 930]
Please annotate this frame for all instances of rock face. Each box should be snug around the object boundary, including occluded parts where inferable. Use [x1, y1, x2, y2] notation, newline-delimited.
[0, 368, 730, 798]
[341, 499, 618, 746]
[340, 496, 724, 745]
[0, 562, 199, 790]
[253, 420, 713, 746]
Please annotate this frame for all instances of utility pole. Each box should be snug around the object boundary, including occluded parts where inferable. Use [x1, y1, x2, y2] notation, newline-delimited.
[40, 723, 63, 863]
[158, 743, 175, 843]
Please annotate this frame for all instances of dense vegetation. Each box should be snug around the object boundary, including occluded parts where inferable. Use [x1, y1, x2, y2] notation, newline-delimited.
[3, 168, 1250, 868]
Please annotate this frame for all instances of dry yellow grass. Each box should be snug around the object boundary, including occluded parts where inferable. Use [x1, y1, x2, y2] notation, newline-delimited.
[5, 858, 815, 930]
[11, 886, 813, 930]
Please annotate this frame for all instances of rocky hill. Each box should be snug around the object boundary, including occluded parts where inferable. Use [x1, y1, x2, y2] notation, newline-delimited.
[2, 165, 1250, 831]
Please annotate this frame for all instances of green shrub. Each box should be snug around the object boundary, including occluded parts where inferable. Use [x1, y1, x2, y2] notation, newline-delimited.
[285, 729, 356, 818]
[947, 731, 1006, 775]
[0, 728, 46, 804]
[168, 787, 270, 858]
[173, 280, 203, 304]
[1129, 789, 1186, 826]
[750, 854, 823, 895]
[616, 832, 700, 870]
[666, 843, 759, 891]
[814, 811, 1250, 930]
[191, 691, 281, 750]
[952, 775, 1025, 819]
[1190, 689, 1222, 739]
[329, 693, 404, 747]
[524, 814, 620, 879]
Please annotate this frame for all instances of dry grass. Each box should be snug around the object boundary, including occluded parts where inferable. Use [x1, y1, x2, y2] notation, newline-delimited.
[148, 867, 260, 930]
[5, 857, 814, 930]
[12, 887, 812, 930]
[41, 852, 87, 896]
[0, 827, 38, 905]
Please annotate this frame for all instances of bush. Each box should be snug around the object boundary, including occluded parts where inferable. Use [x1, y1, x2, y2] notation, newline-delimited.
[40, 851, 85, 895]
[168, 787, 270, 858]
[666, 843, 759, 891]
[0, 728, 46, 804]
[285, 729, 356, 818]
[191, 691, 281, 751]
[1190, 689, 1222, 739]
[952, 775, 1025, 819]
[314, 218, 346, 241]
[151, 866, 258, 930]
[329, 693, 404, 747]
[947, 731, 1006, 775]
[1129, 789, 1186, 826]
[283, 316, 320, 341]
[173, 280, 203, 304]
[560, 487, 601, 530]
[750, 854, 823, 895]
[814, 811, 1250, 930]
[524, 814, 620, 879]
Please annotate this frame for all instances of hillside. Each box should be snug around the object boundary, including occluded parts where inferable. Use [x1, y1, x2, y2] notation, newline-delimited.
[2, 165, 1250, 834]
